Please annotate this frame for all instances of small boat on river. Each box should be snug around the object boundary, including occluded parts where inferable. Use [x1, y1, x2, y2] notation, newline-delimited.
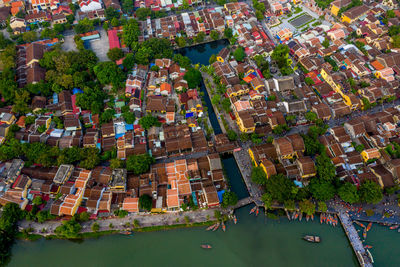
[320, 214, 323, 224]
[120, 231, 132, 236]
[390, 225, 399, 230]
[354, 221, 365, 228]
[366, 222, 372, 232]
[306, 215, 310, 222]
[222, 222, 226, 232]
[212, 223, 220, 231]
[206, 225, 215, 231]
[363, 229, 367, 239]
[233, 215, 237, 224]
[299, 212, 303, 221]
[311, 214, 314, 221]
[255, 208, 259, 216]
[201, 244, 212, 249]
[303, 235, 321, 243]
[364, 245, 373, 249]
[250, 206, 257, 214]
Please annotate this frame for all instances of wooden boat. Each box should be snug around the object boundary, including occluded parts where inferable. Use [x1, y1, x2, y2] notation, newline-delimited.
[363, 229, 367, 239]
[201, 244, 212, 249]
[292, 211, 296, 220]
[364, 245, 373, 249]
[255, 208, 259, 216]
[222, 222, 226, 232]
[206, 224, 215, 231]
[367, 249, 374, 263]
[320, 214, 323, 224]
[311, 214, 314, 221]
[120, 231, 132, 235]
[286, 210, 291, 220]
[306, 215, 310, 222]
[299, 212, 303, 221]
[294, 212, 299, 220]
[212, 223, 220, 231]
[303, 235, 321, 243]
[389, 225, 399, 230]
[249, 206, 257, 214]
[354, 221, 365, 228]
[233, 215, 237, 224]
[366, 222, 372, 232]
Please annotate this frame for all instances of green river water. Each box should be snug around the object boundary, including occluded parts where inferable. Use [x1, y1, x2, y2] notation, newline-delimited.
[11, 206, 358, 267]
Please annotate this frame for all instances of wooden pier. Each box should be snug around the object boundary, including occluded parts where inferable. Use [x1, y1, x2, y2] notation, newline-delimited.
[338, 211, 373, 267]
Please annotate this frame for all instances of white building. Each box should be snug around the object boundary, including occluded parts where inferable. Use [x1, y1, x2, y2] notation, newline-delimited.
[79, 0, 102, 12]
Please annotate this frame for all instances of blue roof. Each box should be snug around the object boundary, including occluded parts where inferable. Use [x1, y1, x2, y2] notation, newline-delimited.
[115, 133, 125, 139]
[125, 124, 134, 131]
[53, 93, 58, 104]
[217, 190, 225, 203]
[185, 112, 194, 118]
[73, 88, 83, 95]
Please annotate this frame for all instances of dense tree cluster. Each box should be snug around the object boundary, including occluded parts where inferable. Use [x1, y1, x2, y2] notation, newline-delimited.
[271, 44, 293, 75]
[0, 139, 100, 169]
[126, 153, 155, 174]
[0, 203, 23, 266]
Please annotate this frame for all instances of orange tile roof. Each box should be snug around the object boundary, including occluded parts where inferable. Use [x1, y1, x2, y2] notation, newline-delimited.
[122, 197, 139, 212]
[167, 189, 179, 208]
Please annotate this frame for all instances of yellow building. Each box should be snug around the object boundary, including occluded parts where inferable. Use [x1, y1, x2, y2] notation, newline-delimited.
[260, 159, 277, 178]
[341, 5, 369, 24]
[361, 148, 381, 162]
[236, 112, 255, 133]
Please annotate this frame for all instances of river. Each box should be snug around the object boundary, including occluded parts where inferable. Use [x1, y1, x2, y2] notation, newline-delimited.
[10, 206, 357, 267]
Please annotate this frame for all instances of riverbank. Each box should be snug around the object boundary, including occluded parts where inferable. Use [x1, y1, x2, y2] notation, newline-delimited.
[10, 205, 358, 267]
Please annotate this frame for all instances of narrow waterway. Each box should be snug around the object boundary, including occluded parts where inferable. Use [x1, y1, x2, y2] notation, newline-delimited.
[10, 206, 357, 267]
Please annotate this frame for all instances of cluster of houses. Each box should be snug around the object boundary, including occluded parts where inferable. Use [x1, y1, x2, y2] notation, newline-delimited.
[0, 151, 228, 214]
[248, 106, 400, 190]
[1, 0, 123, 34]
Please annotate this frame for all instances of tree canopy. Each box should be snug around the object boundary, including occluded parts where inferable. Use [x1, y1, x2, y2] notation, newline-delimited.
[93, 61, 125, 88]
[139, 194, 153, 211]
[126, 153, 155, 174]
[264, 174, 296, 203]
[233, 47, 245, 62]
[251, 166, 267, 185]
[221, 191, 238, 208]
[359, 180, 383, 204]
[184, 68, 202, 88]
[139, 115, 161, 130]
[309, 178, 336, 201]
[338, 182, 359, 204]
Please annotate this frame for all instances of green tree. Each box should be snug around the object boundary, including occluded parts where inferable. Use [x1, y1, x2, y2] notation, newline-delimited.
[139, 194, 152, 211]
[209, 54, 217, 65]
[122, 53, 135, 70]
[126, 153, 155, 174]
[135, 8, 152, 20]
[12, 89, 30, 114]
[251, 166, 267, 185]
[139, 115, 161, 130]
[55, 218, 82, 238]
[183, 68, 202, 88]
[224, 28, 233, 39]
[284, 199, 295, 211]
[91, 222, 100, 232]
[309, 178, 335, 201]
[318, 201, 327, 212]
[110, 158, 124, 169]
[221, 191, 238, 208]
[321, 38, 330, 49]
[76, 86, 107, 114]
[122, 19, 140, 49]
[305, 111, 317, 122]
[233, 47, 245, 61]
[107, 48, 124, 61]
[315, 153, 336, 182]
[227, 130, 237, 141]
[262, 193, 273, 209]
[299, 199, 316, 215]
[194, 32, 206, 43]
[175, 36, 186, 47]
[359, 180, 383, 204]
[105, 7, 120, 20]
[93, 61, 125, 88]
[304, 77, 315, 85]
[32, 196, 44, 206]
[338, 182, 359, 204]
[210, 30, 220, 40]
[265, 174, 296, 203]
[122, 0, 134, 14]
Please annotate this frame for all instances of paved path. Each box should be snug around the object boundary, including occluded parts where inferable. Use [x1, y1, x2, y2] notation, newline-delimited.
[338, 210, 373, 267]
[20, 209, 217, 235]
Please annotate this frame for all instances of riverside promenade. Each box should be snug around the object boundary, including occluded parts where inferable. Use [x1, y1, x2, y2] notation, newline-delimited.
[338, 210, 373, 267]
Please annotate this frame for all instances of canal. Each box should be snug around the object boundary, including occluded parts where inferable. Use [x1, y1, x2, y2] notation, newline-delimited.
[10, 206, 357, 267]
[177, 39, 249, 199]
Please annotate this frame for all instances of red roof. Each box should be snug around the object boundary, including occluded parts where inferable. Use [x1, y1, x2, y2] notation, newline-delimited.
[108, 29, 120, 49]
